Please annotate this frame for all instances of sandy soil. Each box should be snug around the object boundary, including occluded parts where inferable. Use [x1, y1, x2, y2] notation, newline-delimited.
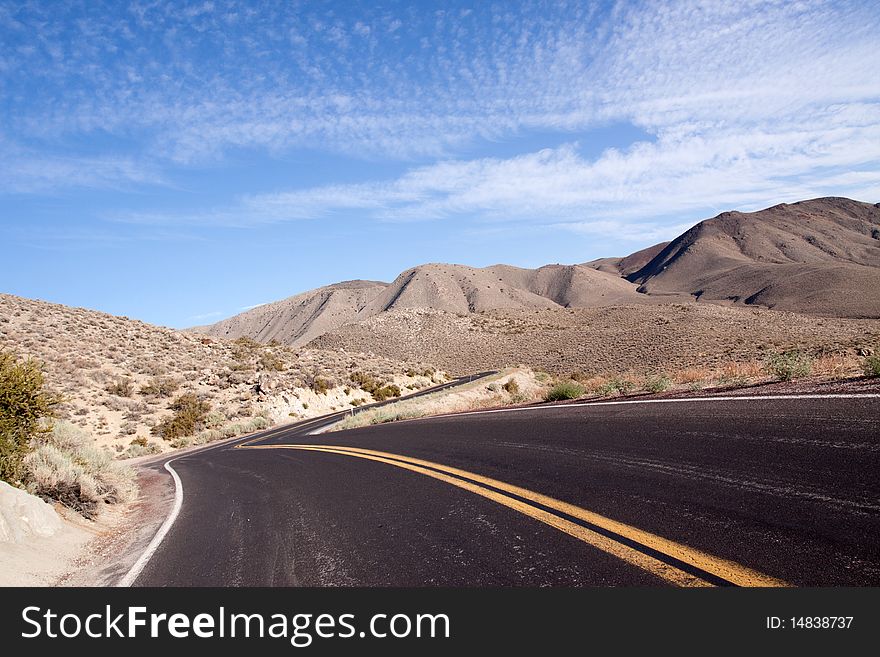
[0, 503, 126, 586]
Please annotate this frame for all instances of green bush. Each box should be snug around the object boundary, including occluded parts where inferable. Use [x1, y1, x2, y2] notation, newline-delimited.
[863, 355, 880, 377]
[502, 378, 520, 394]
[598, 378, 636, 396]
[544, 381, 585, 402]
[765, 350, 812, 381]
[350, 371, 381, 394]
[0, 350, 58, 483]
[151, 393, 211, 441]
[645, 375, 672, 393]
[373, 384, 401, 401]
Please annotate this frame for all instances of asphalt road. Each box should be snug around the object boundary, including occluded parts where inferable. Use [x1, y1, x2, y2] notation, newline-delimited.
[131, 392, 880, 587]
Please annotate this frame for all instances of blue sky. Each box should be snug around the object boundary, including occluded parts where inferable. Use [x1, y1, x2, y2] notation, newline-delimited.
[1, 0, 879, 328]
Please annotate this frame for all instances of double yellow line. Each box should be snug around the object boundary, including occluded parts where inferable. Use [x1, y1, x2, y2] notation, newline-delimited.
[239, 443, 789, 587]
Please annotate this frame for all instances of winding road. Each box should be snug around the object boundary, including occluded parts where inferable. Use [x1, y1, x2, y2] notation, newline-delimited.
[126, 386, 880, 587]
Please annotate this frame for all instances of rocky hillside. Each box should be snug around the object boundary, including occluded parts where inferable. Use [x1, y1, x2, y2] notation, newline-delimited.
[0, 294, 445, 457]
[627, 197, 880, 317]
[310, 304, 880, 376]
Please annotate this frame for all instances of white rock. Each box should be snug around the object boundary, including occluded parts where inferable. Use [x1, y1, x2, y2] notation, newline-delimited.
[0, 480, 64, 544]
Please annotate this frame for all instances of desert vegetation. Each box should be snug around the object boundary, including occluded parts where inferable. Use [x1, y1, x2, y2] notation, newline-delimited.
[312, 304, 880, 378]
[1, 348, 135, 518]
[24, 421, 137, 519]
[332, 347, 880, 432]
[0, 293, 446, 458]
[0, 349, 58, 483]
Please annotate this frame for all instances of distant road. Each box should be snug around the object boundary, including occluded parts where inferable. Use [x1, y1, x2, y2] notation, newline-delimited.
[129, 393, 880, 586]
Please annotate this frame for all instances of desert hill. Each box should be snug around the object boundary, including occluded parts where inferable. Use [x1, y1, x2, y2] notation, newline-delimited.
[194, 279, 387, 346]
[0, 294, 444, 456]
[199, 197, 880, 349]
[199, 262, 668, 346]
[628, 197, 880, 317]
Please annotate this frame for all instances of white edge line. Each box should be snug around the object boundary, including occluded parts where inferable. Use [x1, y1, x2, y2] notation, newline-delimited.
[116, 459, 183, 587]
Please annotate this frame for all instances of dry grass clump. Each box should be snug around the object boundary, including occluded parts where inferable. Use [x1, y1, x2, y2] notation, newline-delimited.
[24, 421, 137, 518]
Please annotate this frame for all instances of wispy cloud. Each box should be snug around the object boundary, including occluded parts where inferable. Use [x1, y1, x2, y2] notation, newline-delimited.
[118, 107, 880, 236]
[2, 0, 879, 231]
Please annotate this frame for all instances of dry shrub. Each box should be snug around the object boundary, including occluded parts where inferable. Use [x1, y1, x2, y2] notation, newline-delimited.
[139, 376, 179, 398]
[152, 393, 211, 441]
[373, 384, 401, 401]
[811, 354, 859, 378]
[24, 421, 137, 518]
[673, 367, 712, 384]
[502, 378, 520, 394]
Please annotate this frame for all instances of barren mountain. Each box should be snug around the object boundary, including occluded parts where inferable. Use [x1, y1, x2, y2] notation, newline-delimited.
[361, 263, 653, 315]
[199, 262, 663, 346]
[628, 197, 880, 317]
[194, 279, 387, 346]
[199, 197, 879, 350]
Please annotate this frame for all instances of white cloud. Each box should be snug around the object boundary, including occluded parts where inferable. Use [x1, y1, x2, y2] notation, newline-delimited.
[3, 0, 880, 231]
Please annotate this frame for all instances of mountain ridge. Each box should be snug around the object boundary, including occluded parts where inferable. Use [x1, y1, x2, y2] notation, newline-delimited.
[197, 197, 880, 346]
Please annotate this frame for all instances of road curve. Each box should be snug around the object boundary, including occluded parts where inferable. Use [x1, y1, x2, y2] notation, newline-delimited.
[130, 394, 880, 586]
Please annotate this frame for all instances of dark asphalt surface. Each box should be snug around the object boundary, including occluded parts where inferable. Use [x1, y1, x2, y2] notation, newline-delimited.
[133, 392, 880, 587]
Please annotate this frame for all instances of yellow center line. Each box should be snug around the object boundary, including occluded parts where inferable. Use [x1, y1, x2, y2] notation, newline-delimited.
[240, 443, 790, 588]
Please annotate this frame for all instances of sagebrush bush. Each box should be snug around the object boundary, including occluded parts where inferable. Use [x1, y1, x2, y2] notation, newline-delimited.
[598, 378, 636, 396]
[0, 350, 58, 483]
[151, 393, 211, 440]
[645, 374, 672, 393]
[765, 350, 812, 381]
[544, 381, 585, 401]
[373, 384, 401, 401]
[258, 352, 285, 372]
[139, 376, 179, 397]
[123, 441, 162, 459]
[105, 377, 134, 397]
[312, 377, 332, 395]
[24, 421, 137, 518]
[350, 371, 381, 394]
